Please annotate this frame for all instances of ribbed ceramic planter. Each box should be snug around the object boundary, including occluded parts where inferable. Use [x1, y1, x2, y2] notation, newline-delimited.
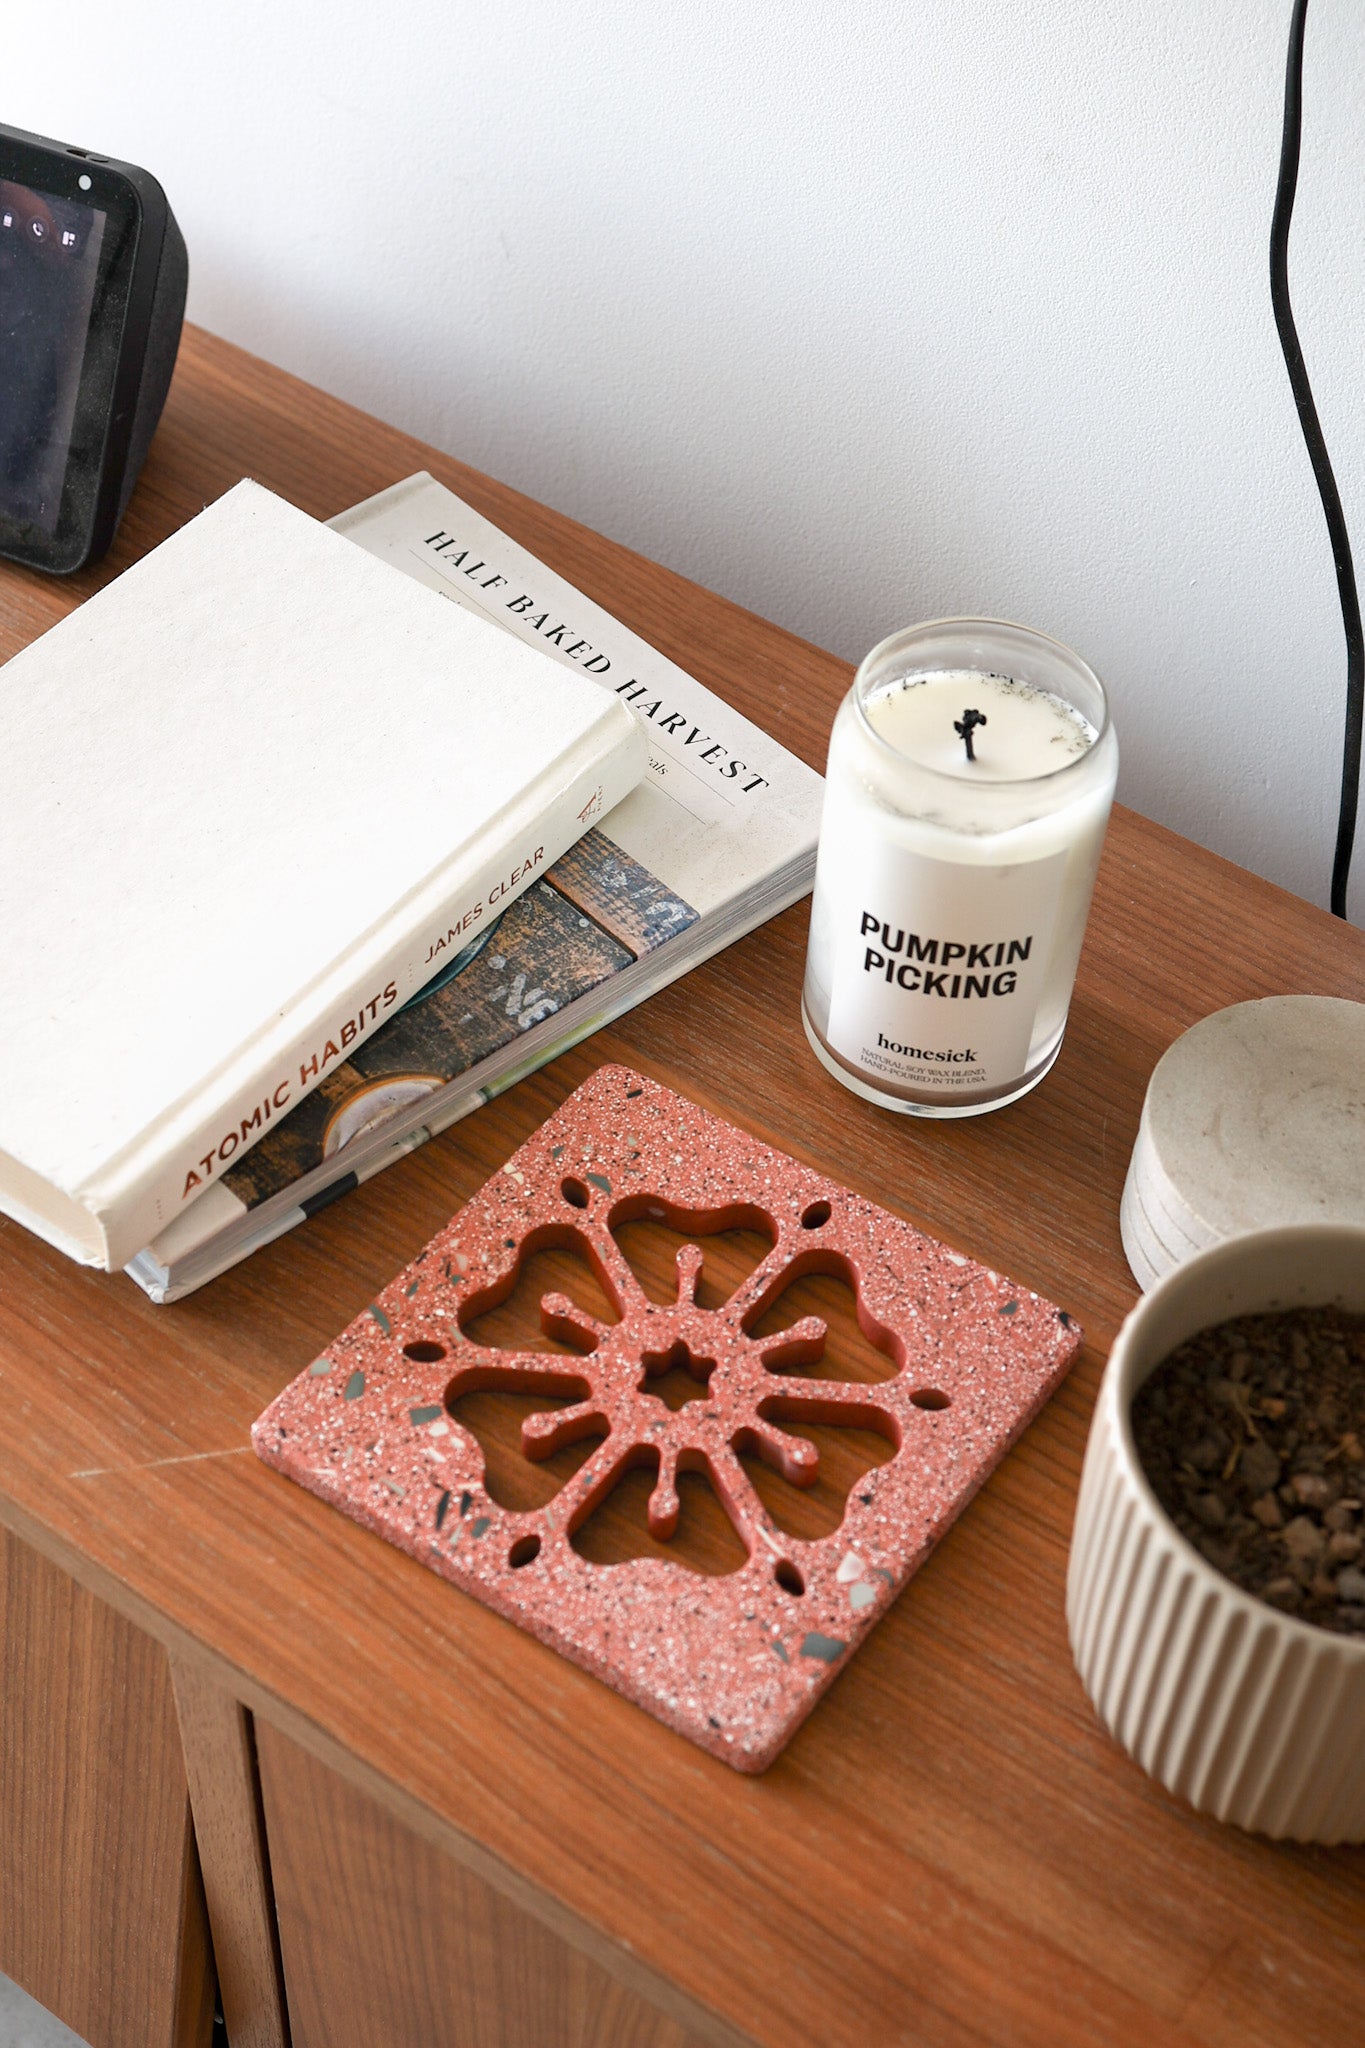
[1068, 1225, 1365, 1842]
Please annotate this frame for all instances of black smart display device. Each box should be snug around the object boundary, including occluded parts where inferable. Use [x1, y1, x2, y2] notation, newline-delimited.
[0, 122, 187, 573]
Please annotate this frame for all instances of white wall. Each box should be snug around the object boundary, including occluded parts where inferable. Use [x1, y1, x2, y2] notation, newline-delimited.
[12, 1, 1365, 917]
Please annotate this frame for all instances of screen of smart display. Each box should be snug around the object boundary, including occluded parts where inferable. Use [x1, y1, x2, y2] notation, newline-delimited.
[0, 179, 107, 536]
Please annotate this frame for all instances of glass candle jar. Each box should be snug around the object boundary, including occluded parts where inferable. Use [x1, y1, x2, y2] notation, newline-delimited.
[802, 618, 1118, 1116]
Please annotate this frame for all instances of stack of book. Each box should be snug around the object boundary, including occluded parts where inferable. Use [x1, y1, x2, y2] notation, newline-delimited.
[0, 474, 822, 1298]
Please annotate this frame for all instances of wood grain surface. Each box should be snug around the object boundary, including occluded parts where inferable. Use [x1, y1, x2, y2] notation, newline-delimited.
[256, 1719, 705, 2048]
[0, 1526, 213, 2048]
[0, 326, 1363, 2047]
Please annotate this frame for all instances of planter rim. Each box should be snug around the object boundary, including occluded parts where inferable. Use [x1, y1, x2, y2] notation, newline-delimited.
[1105, 1220, 1365, 1665]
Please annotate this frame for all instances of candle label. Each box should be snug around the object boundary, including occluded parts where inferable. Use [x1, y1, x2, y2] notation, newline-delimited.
[823, 839, 1067, 1095]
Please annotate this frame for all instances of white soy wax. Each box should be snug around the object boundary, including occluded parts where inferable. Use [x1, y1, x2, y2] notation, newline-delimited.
[803, 620, 1118, 1116]
[867, 670, 1095, 780]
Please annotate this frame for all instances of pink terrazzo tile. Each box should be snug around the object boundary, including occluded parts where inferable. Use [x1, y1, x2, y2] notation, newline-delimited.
[253, 1064, 1082, 1771]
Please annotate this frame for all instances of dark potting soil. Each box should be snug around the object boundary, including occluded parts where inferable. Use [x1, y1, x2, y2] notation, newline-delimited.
[1130, 1304, 1365, 1637]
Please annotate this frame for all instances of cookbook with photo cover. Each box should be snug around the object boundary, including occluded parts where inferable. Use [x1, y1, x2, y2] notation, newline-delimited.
[128, 474, 823, 1301]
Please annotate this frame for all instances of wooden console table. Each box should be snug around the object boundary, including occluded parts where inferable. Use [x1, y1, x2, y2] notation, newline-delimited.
[0, 329, 1362, 2048]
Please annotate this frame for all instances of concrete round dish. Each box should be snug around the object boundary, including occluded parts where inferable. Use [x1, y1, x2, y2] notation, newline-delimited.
[1067, 1223, 1365, 1842]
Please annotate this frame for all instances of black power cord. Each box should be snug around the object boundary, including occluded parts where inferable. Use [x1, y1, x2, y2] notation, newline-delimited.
[1269, 0, 1364, 920]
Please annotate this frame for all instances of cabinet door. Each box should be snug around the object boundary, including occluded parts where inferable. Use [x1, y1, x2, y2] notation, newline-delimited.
[0, 1525, 213, 2048]
[256, 1721, 714, 2048]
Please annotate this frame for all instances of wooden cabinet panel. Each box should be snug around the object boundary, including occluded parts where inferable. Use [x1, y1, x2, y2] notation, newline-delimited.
[171, 1661, 288, 2048]
[256, 1720, 711, 2048]
[0, 1526, 213, 2048]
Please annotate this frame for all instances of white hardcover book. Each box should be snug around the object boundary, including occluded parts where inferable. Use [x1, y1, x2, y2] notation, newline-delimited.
[127, 473, 825, 1302]
[0, 479, 644, 1268]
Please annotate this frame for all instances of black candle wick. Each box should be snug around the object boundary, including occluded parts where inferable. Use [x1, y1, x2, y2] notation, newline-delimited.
[954, 707, 987, 762]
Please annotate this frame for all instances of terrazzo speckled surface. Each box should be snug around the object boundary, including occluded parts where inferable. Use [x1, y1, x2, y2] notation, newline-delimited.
[253, 1064, 1082, 1770]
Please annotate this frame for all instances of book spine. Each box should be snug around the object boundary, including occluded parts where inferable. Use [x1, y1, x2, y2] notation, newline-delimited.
[94, 738, 642, 1268]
